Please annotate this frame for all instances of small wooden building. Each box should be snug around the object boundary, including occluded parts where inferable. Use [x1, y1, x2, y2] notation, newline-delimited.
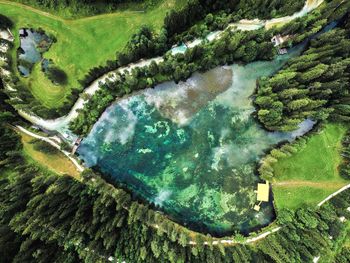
[254, 181, 270, 211]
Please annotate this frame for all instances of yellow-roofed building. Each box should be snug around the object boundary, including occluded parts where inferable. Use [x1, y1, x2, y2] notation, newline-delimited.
[257, 181, 270, 202]
[253, 181, 270, 211]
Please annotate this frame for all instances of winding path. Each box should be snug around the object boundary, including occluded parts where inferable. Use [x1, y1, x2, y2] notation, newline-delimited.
[13, 0, 324, 139]
[16, 125, 84, 172]
[1, 0, 333, 248]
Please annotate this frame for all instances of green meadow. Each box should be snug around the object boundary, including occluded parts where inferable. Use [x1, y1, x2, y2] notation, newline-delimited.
[0, 0, 184, 109]
[272, 123, 349, 211]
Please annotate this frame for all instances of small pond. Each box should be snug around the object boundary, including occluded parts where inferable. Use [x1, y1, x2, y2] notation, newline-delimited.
[17, 28, 52, 77]
[77, 43, 315, 236]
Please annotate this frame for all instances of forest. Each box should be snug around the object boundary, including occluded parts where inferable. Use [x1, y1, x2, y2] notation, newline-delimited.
[1, 77, 350, 261]
[339, 131, 350, 180]
[2, 0, 307, 120]
[255, 12, 350, 132]
[2, 0, 350, 262]
[12, 0, 146, 17]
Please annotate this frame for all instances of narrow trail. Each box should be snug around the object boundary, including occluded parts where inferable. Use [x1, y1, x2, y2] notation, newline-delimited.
[8, 0, 325, 139]
[15, 125, 84, 172]
[11, 124, 350, 248]
[318, 183, 350, 207]
[273, 180, 346, 189]
[0, 0, 337, 248]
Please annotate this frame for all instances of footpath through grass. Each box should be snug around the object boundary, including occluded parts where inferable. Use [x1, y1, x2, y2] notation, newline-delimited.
[272, 123, 349, 211]
[0, 0, 182, 109]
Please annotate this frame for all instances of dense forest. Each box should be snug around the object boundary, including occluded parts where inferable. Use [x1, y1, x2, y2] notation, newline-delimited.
[163, 0, 305, 37]
[13, 0, 305, 20]
[1, 79, 350, 261]
[1, 114, 350, 262]
[12, 0, 146, 17]
[255, 12, 350, 131]
[3, 0, 350, 262]
[340, 131, 350, 180]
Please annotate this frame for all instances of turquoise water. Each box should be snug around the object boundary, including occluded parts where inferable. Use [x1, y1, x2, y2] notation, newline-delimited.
[171, 43, 187, 55]
[77, 45, 314, 235]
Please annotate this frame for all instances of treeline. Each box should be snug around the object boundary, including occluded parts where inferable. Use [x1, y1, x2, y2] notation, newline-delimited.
[339, 130, 350, 180]
[12, 0, 146, 18]
[70, 27, 276, 135]
[1, 156, 350, 262]
[0, 14, 13, 29]
[2, 77, 350, 261]
[255, 11, 350, 131]
[259, 128, 316, 181]
[3, 0, 333, 119]
[78, 0, 306, 87]
[164, 0, 305, 37]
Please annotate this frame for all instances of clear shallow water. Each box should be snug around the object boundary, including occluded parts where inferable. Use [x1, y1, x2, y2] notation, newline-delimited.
[17, 29, 52, 76]
[77, 45, 313, 235]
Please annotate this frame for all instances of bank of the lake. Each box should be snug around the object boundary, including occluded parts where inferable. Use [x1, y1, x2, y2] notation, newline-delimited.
[77, 44, 314, 236]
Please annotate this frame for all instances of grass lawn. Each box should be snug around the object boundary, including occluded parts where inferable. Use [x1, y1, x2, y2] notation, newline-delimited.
[20, 131, 80, 179]
[272, 123, 349, 211]
[0, 0, 184, 109]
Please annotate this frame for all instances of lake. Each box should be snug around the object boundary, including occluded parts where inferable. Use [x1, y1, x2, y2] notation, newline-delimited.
[77, 44, 314, 236]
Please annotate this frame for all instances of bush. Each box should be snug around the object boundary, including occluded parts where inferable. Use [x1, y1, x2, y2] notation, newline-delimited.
[0, 14, 13, 29]
[31, 139, 58, 155]
[46, 66, 68, 85]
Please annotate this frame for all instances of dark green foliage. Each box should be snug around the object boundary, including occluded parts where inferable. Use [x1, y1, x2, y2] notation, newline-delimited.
[117, 25, 168, 66]
[46, 66, 68, 85]
[339, 130, 350, 180]
[164, 0, 305, 37]
[1, 87, 350, 261]
[335, 247, 350, 263]
[30, 139, 58, 154]
[13, 0, 145, 17]
[255, 12, 350, 131]
[0, 14, 13, 29]
[0, 81, 22, 165]
[70, 28, 276, 135]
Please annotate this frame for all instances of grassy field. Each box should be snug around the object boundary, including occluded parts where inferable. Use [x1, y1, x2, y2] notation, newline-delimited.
[272, 123, 349, 211]
[0, 0, 184, 109]
[20, 131, 80, 178]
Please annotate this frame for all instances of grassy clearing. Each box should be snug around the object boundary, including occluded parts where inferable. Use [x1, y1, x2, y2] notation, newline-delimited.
[0, 0, 183, 108]
[20, 131, 80, 179]
[272, 123, 349, 210]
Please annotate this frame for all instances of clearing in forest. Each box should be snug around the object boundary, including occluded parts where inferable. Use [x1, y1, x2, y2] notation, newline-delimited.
[20, 131, 81, 178]
[272, 123, 349, 210]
